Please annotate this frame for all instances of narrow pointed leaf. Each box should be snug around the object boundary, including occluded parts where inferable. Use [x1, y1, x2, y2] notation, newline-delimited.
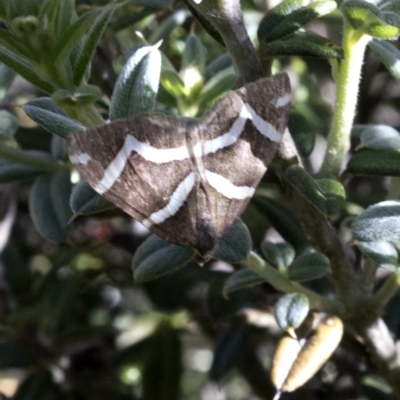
[0, 47, 53, 93]
[54, 9, 100, 65]
[73, 4, 116, 86]
[257, 0, 310, 41]
[369, 39, 400, 82]
[258, 0, 337, 42]
[23, 97, 85, 138]
[347, 149, 400, 176]
[110, 44, 161, 120]
[29, 168, 72, 242]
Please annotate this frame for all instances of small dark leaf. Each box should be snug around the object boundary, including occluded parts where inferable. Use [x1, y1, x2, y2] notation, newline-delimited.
[260, 241, 295, 269]
[352, 201, 400, 242]
[347, 149, 400, 176]
[260, 31, 343, 60]
[258, 0, 337, 42]
[223, 268, 265, 297]
[286, 165, 345, 216]
[70, 180, 114, 216]
[252, 196, 310, 252]
[29, 168, 72, 242]
[288, 249, 330, 281]
[357, 240, 399, 265]
[274, 293, 309, 332]
[210, 324, 252, 381]
[132, 235, 193, 282]
[359, 125, 400, 151]
[288, 110, 316, 157]
[213, 219, 252, 263]
[0, 109, 18, 139]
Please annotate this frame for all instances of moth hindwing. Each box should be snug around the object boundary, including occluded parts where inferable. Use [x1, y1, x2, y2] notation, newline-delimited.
[67, 73, 291, 262]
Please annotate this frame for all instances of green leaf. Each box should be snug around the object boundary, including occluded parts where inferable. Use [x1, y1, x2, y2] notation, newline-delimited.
[0, 47, 54, 93]
[181, 34, 206, 74]
[357, 240, 399, 266]
[352, 201, 400, 242]
[288, 110, 316, 157]
[148, 9, 187, 44]
[252, 196, 310, 251]
[213, 219, 252, 263]
[257, 0, 311, 42]
[181, 0, 224, 46]
[0, 27, 40, 61]
[110, 44, 161, 120]
[53, 8, 100, 65]
[132, 235, 193, 282]
[204, 53, 232, 81]
[288, 249, 330, 281]
[23, 97, 85, 138]
[347, 149, 400, 176]
[209, 324, 251, 380]
[0, 151, 54, 183]
[0, 63, 16, 99]
[260, 241, 295, 269]
[342, 0, 400, 39]
[160, 53, 187, 98]
[52, 84, 101, 107]
[223, 268, 265, 297]
[197, 66, 236, 115]
[70, 180, 114, 216]
[0, 109, 18, 139]
[274, 293, 309, 332]
[51, 136, 67, 160]
[369, 39, 400, 82]
[258, 0, 337, 42]
[29, 168, 72, 242]
[286, 165, 345, 216]
[358, 124, 400, 151]
[53, 0, 76, 40]
[73, 3, 116, 86]
[260, 31, 343, 60]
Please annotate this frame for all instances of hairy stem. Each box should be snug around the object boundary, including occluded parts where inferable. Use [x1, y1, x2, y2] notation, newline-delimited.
[320, 23, 371, 177]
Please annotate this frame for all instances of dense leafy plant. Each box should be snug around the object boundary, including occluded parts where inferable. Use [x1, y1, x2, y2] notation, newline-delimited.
[1, 0, 400, 398]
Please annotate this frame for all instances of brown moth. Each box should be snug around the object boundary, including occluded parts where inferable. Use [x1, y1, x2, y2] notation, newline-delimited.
[67, 73, 291, 261]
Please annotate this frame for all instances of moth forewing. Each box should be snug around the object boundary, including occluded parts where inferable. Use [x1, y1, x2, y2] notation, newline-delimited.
[67, 73, 291, 261]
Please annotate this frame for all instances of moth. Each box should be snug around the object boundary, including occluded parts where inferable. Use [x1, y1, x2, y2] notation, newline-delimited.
[67, 73, 291, 262]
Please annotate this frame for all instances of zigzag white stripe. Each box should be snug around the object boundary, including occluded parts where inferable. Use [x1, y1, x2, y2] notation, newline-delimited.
[70, 153, 92, 164]
[142, 172, 195, 228]
[276, 93, 291, 108]
[205, 170, 255, 199]
[241, 103, 282, 142]
[93, 134, 191, 194]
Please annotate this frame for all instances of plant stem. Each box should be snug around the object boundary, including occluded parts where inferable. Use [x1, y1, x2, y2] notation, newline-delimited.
[0, 144, 61, 173]
[320, 23, 371, 177]
[245, 251, 345, 314]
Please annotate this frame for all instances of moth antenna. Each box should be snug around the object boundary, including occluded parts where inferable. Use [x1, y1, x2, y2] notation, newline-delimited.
[273, 390, 282, 400]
